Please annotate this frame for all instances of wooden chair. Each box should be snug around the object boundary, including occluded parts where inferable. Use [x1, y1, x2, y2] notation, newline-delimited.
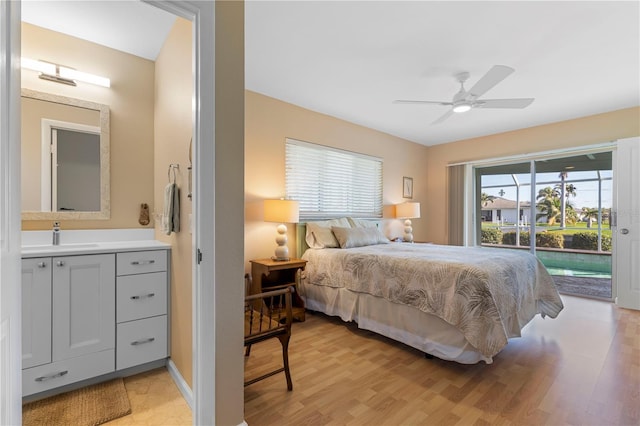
[244, 273, 294, 390]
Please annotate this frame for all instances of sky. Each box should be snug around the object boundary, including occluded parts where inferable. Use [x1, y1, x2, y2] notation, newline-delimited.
[481, 171, 613, 209]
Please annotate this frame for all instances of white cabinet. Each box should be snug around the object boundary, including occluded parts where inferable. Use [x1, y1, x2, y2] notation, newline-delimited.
[53, 254, 116, 360]
[21, 258, 52, 369]
[21, 248, 170, 397]
[115, 250, 169, 370]
[22, 253, 115, 396]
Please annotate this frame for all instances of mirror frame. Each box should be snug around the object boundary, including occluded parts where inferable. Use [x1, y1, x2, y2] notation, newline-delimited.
[21, 88, 110, 220]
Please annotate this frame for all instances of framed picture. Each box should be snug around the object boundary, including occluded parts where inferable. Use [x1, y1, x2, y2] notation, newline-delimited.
[403, 176, 413, 199]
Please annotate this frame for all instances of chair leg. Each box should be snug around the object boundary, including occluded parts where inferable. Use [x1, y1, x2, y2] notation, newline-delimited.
[278, 335, 293, 391]
[245, 344, 252, 357]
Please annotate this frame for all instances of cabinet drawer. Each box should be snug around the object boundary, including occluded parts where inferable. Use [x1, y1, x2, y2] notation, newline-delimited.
[22, 349, 114, 397]
[117, 250, 167, 276]
[117, 272, 167, 323]
[117, 315, 167, 370]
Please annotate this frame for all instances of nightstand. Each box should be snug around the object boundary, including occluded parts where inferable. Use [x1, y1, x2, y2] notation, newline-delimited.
[250, 258, 307, 322]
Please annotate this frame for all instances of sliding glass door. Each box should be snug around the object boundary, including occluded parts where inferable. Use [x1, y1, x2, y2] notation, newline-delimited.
[476, 151, 613, 300]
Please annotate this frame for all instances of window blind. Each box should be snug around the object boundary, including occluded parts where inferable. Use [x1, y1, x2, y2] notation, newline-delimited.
[285, 138, 383, 220]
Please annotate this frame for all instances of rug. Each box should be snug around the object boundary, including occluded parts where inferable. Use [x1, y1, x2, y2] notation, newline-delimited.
[23, 378, 132, 426]
[552, 275, 612, 299]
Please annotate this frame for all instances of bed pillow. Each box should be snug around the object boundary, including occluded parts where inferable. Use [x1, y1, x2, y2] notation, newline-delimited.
[347, 217, 379, 228]
[331, 226, 390, 249]
[305, 218, 351, 249]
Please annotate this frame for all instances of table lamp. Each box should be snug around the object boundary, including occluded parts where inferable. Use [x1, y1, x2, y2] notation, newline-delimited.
[264, 199, 299, 261]
[396, 202, 421, 242]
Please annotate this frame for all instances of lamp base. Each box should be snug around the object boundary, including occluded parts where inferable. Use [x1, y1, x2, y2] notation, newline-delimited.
[273, 226, 290, 261]
[271, 256, 291, 262]
[403, 219, 414, 243]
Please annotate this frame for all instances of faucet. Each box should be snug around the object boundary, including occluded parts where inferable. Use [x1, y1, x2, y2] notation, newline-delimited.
[52, 222, 60, 246]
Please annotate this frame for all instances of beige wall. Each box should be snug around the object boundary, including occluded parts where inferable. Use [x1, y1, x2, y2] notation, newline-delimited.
[21, 23, 155, 230]
[425, 106, 640, 244]
[153, 18, 193, 389]
[245, 90, 430, 265]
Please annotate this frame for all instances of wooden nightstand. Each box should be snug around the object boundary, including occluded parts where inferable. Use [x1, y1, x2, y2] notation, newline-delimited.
[250, 258, 307, 322]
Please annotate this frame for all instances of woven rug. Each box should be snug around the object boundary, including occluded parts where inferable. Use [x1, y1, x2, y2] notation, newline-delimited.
[23, 378, 131, 426]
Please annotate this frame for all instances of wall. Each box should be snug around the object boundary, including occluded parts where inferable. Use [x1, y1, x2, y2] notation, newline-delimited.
[426, 107, 640, 244]
[153, 18, 193, 389]
[21, 23, 155, 230]
[245, 90, 430, 265]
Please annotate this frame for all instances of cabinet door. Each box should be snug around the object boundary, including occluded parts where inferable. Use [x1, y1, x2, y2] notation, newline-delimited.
[22, 258, 52, 369]
[52, 254, 115, 361]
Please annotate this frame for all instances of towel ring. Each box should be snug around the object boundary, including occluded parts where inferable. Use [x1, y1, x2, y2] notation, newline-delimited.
[168, 164, 179, 184]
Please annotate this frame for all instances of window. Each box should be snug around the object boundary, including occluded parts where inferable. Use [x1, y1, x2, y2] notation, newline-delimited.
[285, 138, 383, 220]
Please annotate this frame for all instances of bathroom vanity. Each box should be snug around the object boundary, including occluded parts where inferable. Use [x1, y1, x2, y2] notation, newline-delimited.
[21, 229, 170, 397]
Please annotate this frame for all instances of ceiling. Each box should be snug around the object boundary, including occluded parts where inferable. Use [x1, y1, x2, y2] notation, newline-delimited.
[22, 1, 640, 147]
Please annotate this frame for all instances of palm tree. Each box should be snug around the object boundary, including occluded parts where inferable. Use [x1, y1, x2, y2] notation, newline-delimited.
[556, 172, 577, 228]
[582, 207, 599, 228]
[481, 192, 496, 207]
[536, 187, 562, 225]
[536, 196, 561, 225]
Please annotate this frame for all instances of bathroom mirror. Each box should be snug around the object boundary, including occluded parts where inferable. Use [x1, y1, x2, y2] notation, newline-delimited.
[21, 89, 110, 220]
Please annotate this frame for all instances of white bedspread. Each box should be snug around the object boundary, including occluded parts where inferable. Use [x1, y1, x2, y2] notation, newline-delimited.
[302, 243, 564, 358]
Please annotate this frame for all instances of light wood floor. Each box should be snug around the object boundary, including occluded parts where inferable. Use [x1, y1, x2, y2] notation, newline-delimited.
[107, 368, 192, 425]
[244, 295, 640, 426]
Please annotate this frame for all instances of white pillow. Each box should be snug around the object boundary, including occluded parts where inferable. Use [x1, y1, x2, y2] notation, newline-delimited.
[331, 226, 390, 249]
[347, 217, 379, 228]
[305, 218, 351, 249]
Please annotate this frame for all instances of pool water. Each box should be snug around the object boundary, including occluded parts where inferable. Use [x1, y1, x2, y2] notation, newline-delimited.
[545, 266, 611, 279]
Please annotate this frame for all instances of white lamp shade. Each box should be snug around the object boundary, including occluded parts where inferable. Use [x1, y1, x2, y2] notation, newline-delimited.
[264, 199, 299, 223]
[396, 202, 421, 219]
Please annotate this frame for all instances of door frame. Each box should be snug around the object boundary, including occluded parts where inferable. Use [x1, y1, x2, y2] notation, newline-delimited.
[1, 1, 246, 424]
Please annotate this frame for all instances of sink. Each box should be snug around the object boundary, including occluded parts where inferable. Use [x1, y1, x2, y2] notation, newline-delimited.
[22, 243, 100, 252]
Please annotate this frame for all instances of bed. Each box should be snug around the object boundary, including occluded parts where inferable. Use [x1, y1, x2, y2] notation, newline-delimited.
[296, 219, 564, 364]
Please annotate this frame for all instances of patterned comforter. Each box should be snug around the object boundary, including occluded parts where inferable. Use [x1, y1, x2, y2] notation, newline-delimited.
[302, 243, 564, 358]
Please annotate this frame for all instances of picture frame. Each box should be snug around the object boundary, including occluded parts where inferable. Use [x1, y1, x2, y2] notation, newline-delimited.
[403, 176, 413, 199]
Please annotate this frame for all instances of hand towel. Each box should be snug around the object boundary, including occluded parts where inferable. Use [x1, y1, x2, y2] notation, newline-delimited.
[162, 183, 180, 235]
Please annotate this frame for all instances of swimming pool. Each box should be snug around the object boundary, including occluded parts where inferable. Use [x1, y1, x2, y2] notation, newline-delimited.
[544, 266, 611, 279]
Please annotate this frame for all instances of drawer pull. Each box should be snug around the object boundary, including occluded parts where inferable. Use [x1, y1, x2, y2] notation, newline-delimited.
[56, 261, 65, 267]
[131, 260, 155, 266]
[37, 262, 47, 268]
[131, 337, 155, 346]
[35, 370, 68, 382]
[130, 293, 155, 300]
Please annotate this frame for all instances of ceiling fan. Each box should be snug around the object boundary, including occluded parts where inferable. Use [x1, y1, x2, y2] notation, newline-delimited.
[394, 65, 534, 125]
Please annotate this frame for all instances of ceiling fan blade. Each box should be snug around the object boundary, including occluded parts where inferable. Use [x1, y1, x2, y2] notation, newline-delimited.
[475, 98, 534, 109]
[393, 100, 452, 106]
[468, 65, 514, 99]
[431, 109, 454, 125]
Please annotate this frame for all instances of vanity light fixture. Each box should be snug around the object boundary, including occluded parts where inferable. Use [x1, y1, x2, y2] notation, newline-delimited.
[21, 57, 111, 88]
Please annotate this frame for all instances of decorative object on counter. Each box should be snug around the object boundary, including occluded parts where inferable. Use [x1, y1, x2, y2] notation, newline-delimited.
[396, 202, 421, 242]
[162, 164, 180, 235]
[403, 176, 413, 199]
[139, 203, 150, 226]
[52, 222, 60, 246]
[264, 199, 299, 261]
[22, 378, 131, 425]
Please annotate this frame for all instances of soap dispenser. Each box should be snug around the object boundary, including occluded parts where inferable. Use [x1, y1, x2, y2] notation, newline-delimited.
[52, 222, 60, 245]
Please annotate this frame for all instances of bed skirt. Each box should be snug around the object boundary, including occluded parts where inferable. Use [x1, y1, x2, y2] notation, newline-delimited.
[301, 283, 495, 364]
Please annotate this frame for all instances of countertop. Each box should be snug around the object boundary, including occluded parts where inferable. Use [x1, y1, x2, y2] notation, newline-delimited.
[21, 228, 171, 258]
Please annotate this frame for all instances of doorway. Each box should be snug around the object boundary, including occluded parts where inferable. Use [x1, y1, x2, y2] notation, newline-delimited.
[475, 150, 614, 300]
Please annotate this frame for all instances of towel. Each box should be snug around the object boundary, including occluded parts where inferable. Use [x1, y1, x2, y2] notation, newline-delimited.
[162, 183, 180, 235]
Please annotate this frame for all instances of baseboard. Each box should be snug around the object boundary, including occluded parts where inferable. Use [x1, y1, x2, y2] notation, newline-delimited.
[167, 359, 193, 410]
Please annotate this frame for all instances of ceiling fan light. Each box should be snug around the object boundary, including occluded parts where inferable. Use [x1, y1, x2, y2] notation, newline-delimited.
[453, 103, 472, 113]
